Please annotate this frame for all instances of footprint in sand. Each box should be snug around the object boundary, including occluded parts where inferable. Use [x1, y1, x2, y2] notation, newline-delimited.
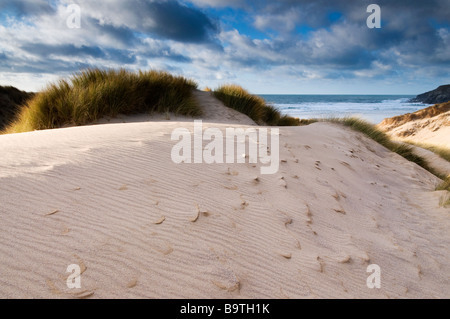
[333, 208, 346, 214]
[61, 226, 71, 235]
[332, 192, 340, 200]
[226, 168, 239, 176]
[338, 255, 352, 264]
[340, 161, 354, 170]
[44, 209, 60, 217]
[240, 197, 249, 210]
[47, 255, 94, 298]
[315, 161, 322, 170]
[191, 204, 211, 221]
[127, 277, 138, 288]
[73, 254, 87, 274]
[46, 279, 63, 296]
[305, 205, 313, 224]
[282, 216, 293, 228]
[279, 252, 292, 259]
[211, 269, 241, 293]
[278, 177, 287, 188]
[152, 239, 173, 255]
[70, 289, 95, 299]
[190, 204, 200, 222]
[223, 184, 238, 190]
[48, 278, 95, 299]
[417, 265, 423, 279]
[316, 256, 325, 273]
[153, 216, 165, 224]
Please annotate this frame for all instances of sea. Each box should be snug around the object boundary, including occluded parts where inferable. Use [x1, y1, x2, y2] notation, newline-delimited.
[258, 95, 431, 124]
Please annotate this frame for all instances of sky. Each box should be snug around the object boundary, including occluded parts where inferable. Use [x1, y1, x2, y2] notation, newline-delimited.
[0, 0, 449, 94]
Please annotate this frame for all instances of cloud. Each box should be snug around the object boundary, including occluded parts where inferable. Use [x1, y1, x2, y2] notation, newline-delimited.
[142, 0, 218, 43]
[210, 0, 450, 81]
[0, 0, 449, 92]
[186, 0, 246, 8]
[0, 0, 214, 77]
[74, 0, 219, 44]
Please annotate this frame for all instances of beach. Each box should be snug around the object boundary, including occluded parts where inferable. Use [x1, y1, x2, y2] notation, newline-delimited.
[260, 94, 430, 124]
[1, 0, 450, 302]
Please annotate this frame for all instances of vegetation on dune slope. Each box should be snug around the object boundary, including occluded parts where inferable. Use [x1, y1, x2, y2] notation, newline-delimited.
[403, 141, 450, 163]
[3, 68, 201, 134]
[436, 175, 450, 207]
[327, 117, 441, 177]
[0, 86, 34, 131]
[212, 85, 441, 179]
[213, 84, 301, 126]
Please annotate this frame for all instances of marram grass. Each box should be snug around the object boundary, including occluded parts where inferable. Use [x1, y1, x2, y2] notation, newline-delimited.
[327, 117, 439, 176]
[213, 84, 300, 126]
[403, 141, 450, 163]
[3, 68, 201, 134]
[436, 176, 450, 207]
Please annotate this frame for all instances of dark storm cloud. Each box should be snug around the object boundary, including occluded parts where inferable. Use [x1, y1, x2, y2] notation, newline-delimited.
[16, 40, 190, 69]
[19, 42, 142, 65]
[73, 0, 219, 44]
[20, 43, 105, 59]
[87, 18, 139, 47]
[0, 1, 202, 75]
[142, 0, 219, 43]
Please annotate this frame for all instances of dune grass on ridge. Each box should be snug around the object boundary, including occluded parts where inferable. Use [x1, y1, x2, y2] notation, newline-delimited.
[402, 141, 450, 163]
[436, 176, 450, 207]
[3, 68, 201, 134]
[213, 84, 301, 126]
[212, 85, 440, 178]
[325, 117, 439, 176]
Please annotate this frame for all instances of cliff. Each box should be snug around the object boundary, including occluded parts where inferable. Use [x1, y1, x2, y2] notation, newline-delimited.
[410, 85, 450, 104]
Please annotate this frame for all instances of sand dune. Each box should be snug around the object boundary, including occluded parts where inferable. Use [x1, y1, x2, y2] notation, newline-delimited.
[0, 117, 449, 298]
[377, 101, 450, 147]
[92, 90, 257, 127]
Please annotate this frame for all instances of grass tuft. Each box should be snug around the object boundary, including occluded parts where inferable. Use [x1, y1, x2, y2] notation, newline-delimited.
[436, 176, 450, 207]
[277, 115, 301, 126]
[436, 176, 450, 191]
[213, 84, 300, 126]
[403, 141, 450, 163]
[3, 68, 200, 134]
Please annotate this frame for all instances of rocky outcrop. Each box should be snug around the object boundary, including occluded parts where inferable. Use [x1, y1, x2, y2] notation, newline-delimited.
[410, 85, 450, 104]
[0, 86, 34, 131]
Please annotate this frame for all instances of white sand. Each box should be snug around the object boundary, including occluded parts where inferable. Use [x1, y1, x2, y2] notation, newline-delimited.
[1, 116, 449, 298]
[1, 92, 450, 298]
